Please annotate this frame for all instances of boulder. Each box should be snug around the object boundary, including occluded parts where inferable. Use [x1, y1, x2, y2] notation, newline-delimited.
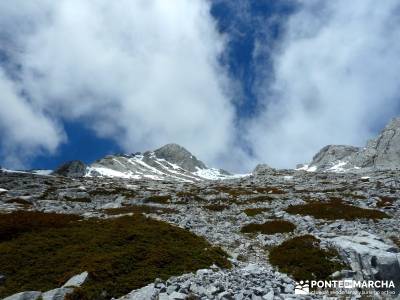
[329, 232, 400, 293]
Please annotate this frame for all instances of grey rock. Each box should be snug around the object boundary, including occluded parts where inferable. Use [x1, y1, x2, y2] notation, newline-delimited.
[53, 160, 87, 178]
[3, 292, 42, 300]
[330, 232, 400, 293]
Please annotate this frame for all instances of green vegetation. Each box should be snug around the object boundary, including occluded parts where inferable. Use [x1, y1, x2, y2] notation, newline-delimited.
[0, 212, 231, 299]
[269, 235, 346, 281]
[203, 204, 229, 211]
[144, 195, 171, 204]
[243, 208, 270, 217]
[103, 205, 176, 215]
[0, 211, 80, 242]
[285, 198, 389, 220]
[241, 220, 296, 234]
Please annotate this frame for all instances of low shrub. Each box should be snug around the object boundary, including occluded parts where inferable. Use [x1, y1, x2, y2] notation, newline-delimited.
[144, 195, 171, 204]
[0, 213, 231, 299]
[0, 211, 79, 242]
[269, 235, 346, 281]
[243, 208, 269, 217]
[285, 198, 389, 220]
[241, 220, 295, 234]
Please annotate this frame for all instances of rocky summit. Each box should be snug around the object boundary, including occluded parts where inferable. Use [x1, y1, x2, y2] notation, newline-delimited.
[1, 118, 400, 300]
[306, 117, 400, 172]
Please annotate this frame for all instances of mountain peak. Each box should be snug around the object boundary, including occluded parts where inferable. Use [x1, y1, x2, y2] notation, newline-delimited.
[153, 143, 207, 172]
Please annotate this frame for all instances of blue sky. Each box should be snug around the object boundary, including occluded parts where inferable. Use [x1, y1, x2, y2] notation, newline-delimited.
[1, 0, 400, 172]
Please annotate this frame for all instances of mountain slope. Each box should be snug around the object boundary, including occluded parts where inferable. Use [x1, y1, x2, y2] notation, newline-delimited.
[86, 143, 241, 182]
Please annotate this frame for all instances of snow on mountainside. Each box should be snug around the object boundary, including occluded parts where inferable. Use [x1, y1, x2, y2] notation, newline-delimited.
[86, 144, 246, 182]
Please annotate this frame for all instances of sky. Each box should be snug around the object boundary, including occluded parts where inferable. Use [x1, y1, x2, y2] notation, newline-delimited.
[0, 0, 400, 172]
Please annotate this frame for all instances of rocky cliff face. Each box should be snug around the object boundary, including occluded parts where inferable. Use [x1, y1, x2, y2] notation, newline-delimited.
[307, 117, 400, 172]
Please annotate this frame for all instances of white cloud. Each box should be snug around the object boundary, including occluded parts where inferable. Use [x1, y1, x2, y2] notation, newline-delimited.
[248, 0, 400, 168]
[0, 0, 245, 169]
[0, 69, 63, 167]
